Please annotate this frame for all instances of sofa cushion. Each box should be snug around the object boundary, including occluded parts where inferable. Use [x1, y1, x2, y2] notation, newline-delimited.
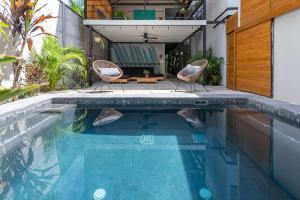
[100, 68, 121, 77]
[182, 65, 201, 76]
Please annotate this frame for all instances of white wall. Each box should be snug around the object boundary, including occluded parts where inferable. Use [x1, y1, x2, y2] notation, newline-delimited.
[273, 8, 300, 105]
[191, 0, 240, 86]
[0, 0, 107, 87]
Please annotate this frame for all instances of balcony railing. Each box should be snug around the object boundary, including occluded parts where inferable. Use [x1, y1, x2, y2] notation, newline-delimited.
[84, 0, 204, 20]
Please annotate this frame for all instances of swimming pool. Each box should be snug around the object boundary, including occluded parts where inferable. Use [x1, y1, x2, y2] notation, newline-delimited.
[0, 105, 299, 200]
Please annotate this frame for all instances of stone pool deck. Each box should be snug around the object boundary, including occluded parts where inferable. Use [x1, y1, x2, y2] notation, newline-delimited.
[1, 81, 300, 126]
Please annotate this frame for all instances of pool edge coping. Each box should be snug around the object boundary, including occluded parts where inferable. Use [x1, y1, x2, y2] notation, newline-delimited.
[0, 93, 300, 126]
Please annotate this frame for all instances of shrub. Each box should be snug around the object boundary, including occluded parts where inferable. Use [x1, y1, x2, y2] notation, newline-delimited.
[29, 36, 88, 91]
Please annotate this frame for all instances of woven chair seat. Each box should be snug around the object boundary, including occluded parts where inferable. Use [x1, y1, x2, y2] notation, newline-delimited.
[177, 59, 208, 82]
[93, 60, 123, 83]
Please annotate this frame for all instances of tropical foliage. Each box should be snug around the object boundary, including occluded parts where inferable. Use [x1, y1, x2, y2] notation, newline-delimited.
[0, 55, 40, 103]
[0, 84, 40, 103]
[0, 21, 10, 41]
[0, 55, 17, 64]
[25, 63, 46, 85]
[29, 36, 87, 91]
[188, 47, 224, 85]
[0, 0, 56, 87]
[70, 0, 84, 17]
[112, 10, 128, 19]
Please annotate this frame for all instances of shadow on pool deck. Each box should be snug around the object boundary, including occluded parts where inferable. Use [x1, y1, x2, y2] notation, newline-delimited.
[80, 78, 248, 97]
[89, 78, 224, 92]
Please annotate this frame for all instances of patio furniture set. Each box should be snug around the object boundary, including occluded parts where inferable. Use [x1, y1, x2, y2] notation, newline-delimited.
[92, 59, 208, 92]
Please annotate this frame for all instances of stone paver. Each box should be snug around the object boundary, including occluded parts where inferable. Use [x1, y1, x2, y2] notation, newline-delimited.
[0, 79, 299, 126]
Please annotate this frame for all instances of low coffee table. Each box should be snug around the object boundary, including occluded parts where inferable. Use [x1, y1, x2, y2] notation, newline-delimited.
[136, 77, 157, 83]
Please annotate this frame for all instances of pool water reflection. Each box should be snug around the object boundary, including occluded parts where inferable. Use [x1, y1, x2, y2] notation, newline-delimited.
[0, 106, 299, 200]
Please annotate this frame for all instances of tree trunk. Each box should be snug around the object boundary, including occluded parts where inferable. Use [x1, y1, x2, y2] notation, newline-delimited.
[12, 34, 26, 88]
[12, 62, 21, 88]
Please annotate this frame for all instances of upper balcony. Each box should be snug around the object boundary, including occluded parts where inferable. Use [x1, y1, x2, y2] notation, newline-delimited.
[84, 0, 205, 20]
[83, 0, 207, 43]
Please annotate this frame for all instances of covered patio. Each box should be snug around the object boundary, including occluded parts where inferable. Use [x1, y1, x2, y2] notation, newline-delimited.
[84, 19, 208, 81]
[83, 0, 212, 85]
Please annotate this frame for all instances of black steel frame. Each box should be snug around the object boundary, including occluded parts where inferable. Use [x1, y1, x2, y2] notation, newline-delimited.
[86, 0, 232, 89]
[212, 7, 239, 29]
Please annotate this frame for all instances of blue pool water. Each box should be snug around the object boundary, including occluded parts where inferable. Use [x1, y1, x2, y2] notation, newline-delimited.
[0, 105, 300, 200]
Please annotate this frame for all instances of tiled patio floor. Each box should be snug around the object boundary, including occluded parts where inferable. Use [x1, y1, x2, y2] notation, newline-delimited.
[91, 78, 207, 91]
[82, 78, 248, 97]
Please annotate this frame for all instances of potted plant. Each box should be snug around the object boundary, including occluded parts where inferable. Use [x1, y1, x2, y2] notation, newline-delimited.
[143, 70, 150, 78]
[112, 11, 128, 20]
[178, 7, 188, 18]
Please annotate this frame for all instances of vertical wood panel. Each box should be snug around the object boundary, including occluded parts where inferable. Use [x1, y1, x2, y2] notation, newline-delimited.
[226, 13, 238, 34]
[271, 0, 300, 16]
[87, 0, 112, 19]
[236, 21, 272, 97]
[227, 32, 236, 89]
[241, 0, 271, 26]
[226, 14, 238, 90]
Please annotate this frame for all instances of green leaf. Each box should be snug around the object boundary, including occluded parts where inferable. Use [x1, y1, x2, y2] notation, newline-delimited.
[70, 0, 84, 17]
[0, 21, 10, 28]
[0, 84, 40, 103]
[0, 55, 17, 64]
[0, 21, 10, 41]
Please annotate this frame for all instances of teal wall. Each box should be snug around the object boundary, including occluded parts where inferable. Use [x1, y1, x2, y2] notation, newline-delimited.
[133, 10, 156, 20]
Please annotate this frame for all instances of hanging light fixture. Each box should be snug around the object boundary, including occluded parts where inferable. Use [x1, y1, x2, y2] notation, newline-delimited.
[94, 37, 102, 43]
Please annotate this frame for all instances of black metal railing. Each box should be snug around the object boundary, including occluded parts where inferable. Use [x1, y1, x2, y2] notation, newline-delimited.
[84, 1, 205, 20]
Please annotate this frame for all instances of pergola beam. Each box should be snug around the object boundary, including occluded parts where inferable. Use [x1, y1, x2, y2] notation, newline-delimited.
[113, 0, 190, 6]
[84, 19, 206, 26]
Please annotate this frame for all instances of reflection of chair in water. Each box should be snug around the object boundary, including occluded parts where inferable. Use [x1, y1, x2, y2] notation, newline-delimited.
[177, 109, 203, 128]
[93, 109, 123, 126]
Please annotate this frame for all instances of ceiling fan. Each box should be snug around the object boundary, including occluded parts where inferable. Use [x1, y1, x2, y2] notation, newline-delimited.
[140, 33, 158, 43]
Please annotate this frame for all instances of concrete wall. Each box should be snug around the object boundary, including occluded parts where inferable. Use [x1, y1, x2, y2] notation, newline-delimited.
[190, 0, 240, 86]
[0, 0, 107, 87]
[273, 8, 300, 105]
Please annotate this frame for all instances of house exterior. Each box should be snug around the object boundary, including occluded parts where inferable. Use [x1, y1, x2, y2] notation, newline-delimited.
[1, 0, 299, 104]
[83, 0, 300, 105]
[83, 0, 209, 77]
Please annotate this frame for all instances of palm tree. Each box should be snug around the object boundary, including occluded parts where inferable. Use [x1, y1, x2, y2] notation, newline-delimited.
[29, 36, 87, 91]
[70, 0, 84, 17]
